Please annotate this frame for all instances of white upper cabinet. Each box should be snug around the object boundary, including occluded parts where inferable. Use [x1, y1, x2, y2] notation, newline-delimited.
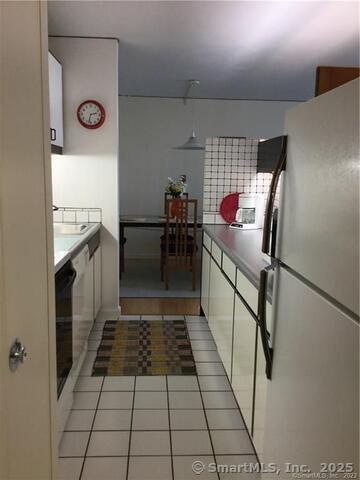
[48, 51, 63, 152]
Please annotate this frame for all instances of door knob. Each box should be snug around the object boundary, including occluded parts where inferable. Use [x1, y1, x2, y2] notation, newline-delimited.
[9, 339, 27, 372]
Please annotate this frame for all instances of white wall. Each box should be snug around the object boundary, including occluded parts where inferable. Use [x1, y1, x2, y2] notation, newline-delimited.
[50, 37, 119, 317]
[119, 96, 300, 257]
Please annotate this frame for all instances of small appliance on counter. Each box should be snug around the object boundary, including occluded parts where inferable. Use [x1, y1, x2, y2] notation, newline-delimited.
[229, 193, 265, 230]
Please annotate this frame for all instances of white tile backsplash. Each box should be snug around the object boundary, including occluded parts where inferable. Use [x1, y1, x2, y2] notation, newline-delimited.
[202, 136, 273, 224]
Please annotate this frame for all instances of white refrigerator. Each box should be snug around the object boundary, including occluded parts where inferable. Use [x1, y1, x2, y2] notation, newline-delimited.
[260, 79, 359, 478]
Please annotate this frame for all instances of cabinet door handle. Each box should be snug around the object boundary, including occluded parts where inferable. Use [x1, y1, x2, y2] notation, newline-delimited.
[262, 136, 287, 255]
[50, 128, 57, 141]
[258, 268, 273, 380]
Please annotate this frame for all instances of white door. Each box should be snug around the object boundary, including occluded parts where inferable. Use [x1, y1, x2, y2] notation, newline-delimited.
[263, 267, 359, 478]
[0, 2, 58, 479]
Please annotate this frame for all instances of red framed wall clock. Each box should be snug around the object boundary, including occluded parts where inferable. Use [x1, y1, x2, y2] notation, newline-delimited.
[77, 100, 106, 129]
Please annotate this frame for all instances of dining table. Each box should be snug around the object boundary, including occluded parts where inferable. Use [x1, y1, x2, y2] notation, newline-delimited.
[119, 214, 203, 274]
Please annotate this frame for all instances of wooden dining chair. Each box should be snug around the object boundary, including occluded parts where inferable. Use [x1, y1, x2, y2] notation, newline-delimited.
[160, 197, 198, 290]
[164, 192, 188, 213]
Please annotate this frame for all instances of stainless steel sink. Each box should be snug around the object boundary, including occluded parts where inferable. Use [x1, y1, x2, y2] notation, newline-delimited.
[53, 222, 92, 235]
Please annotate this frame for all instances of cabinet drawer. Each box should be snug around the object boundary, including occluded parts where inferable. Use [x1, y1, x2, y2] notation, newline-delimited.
[203, 231, 212, 251]
[212, 242, 222, 266]
[222, 253, 236, 285]
[236, 269, 258, 313]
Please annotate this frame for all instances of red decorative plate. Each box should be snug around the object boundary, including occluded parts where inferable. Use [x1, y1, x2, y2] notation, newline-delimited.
[220, 193, 241, 223]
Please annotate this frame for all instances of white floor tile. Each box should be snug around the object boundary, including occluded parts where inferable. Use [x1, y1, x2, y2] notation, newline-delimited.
[198, 376, 231, 391]
[72, 392, 100, 410]
[197, 363, 227, 376]
[168, 391, 203, 409]
[190, 340, 217, 351]
[118, 315, 141, 320]
[187, 323, 211, 332]
[102, 376, 135, 391]
[170, 409, 207, 430]
[167, 375, 199, 391]
[134, 391, 168, 409]
[65, 410, 95, 431]
[88, 332, 102, 341]
[58, 457, 83, 480]
[59, 431, 89, 457]
[185, 315, 204, 322]
[74, 377, 103, 392]
[141, 315, 163, 320]
[87, 340, 100, 351]
[211, 430, 255, 455]
[130, 431, 171, 455]
[90, 322, 105, 331]
[81, 457, 127, 480]
[202, 391, 238, 409]
[173, 456, 218, 480]
[86, 431, 130, 456]
[136, 375, 166, 391]
[206, 409, 245, 430]
[188, 331, 213, 340]
[171, 430, 213, 455]
[93, 409, 132, 431]
[98, 391, 134, 409]
[216, 455, 260, 479]
[128, 456, 172, 480]
[193, 350, 222, 363]
[132, 409, 169, 430]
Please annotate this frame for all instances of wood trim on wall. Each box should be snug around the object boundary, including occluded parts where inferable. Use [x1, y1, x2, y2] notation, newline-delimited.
[315, 66, 360, 96]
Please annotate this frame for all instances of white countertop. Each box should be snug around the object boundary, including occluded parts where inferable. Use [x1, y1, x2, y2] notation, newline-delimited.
[54, 223, 101, 273]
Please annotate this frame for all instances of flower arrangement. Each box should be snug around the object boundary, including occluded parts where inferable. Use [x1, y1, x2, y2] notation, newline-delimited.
[165, 176, 186, 198]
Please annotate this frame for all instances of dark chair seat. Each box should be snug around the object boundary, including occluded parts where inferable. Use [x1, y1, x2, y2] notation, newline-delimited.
[160, 234, 194, 243]
[160, 242, 197, 254]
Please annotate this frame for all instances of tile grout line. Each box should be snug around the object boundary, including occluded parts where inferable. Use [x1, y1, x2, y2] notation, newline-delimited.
[125, 375, 137, 480]
[166, 375, 175, 480]
[78, 376, 105, 480]
[195, 374, 221, 480]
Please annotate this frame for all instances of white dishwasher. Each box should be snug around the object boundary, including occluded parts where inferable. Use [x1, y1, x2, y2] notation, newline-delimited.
[72, 245, 90, 368]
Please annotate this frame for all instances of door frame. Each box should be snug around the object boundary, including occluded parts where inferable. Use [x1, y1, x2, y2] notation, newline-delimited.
[0, 1, 58, 478]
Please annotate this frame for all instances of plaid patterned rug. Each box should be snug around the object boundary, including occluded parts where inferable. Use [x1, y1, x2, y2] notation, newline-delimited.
[92, 319, 197, 376]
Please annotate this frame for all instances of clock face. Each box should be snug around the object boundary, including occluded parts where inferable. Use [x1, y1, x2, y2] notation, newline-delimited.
[77, 100, 106, 129]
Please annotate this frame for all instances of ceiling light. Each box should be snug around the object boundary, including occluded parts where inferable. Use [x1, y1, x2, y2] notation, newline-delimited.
[175, 80, 205, 151]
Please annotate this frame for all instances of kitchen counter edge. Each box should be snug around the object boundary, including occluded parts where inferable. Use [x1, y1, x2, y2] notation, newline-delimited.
[202, 224, 273, 301]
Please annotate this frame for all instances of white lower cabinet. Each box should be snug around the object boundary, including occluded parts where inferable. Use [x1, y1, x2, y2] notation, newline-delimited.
[252, 301, 272, 460]
[202, 232, 273, 456]
[93, 246, 102, 319]
[208, 258, 234, 378]
[231, 294, 257, 433]
[201, 247, 211, 318]
[84, 254, 94, 334]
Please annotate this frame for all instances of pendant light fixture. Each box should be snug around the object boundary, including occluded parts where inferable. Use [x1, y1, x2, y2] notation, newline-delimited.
[175, 79, 205, 151]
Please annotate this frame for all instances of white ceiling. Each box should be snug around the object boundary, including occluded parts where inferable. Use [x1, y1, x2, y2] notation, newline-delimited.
[48, 1, 359, 101]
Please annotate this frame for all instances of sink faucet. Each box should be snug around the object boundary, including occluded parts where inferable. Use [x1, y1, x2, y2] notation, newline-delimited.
[53, 205, 59, 211]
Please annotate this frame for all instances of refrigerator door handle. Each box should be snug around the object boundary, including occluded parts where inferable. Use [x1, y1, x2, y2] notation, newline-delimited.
[262, 135, 287, 255]
[258, 267, 273, 380]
